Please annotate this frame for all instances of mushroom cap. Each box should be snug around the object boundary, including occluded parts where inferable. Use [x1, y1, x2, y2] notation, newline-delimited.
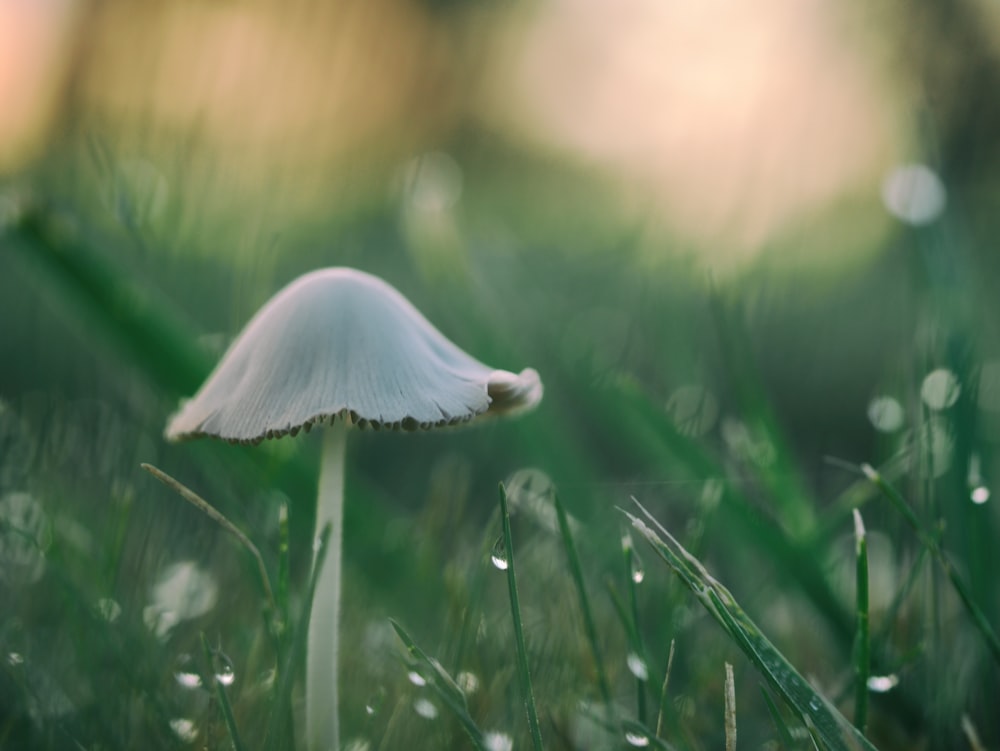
[165, 268, 542, 444]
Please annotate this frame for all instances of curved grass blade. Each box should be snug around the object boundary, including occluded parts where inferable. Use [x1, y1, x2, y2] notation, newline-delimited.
[622, 499, 879, 751]
[141, 464, 278, 627]
[498, 482, 545, 751]
[389, 619, 488, 751]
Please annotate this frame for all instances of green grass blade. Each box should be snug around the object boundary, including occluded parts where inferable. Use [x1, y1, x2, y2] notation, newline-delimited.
[200, 633, 246, 751]
[141, 464, 278, 629]
[724, 662, 737, 751]
[861, 463, 1000, 665]
[498, 482, 545, 751]
[760, 684, 798, 750]
[622, 499, 879, 751]
[852, 510, 870, 735]
[552, 492, 613, 707]
[265, 522, 332, 751]
[654, 638, 675, 741]
[389, 619, 488, 751]
[623, 531, 649, 724]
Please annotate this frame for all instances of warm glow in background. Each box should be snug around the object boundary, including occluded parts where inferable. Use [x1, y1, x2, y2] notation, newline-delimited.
[0, 0, 936, 268]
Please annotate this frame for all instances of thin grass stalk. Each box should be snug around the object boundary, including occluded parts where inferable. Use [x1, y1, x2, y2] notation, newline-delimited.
[654, 639, 675, 741]
[265, 523, 331, 751]
[724, 663, 737, 751]
[623, 531, 649, 723]
[623, 498, 878, 751]
[759, 685, 796, 750]
[389, 619, 489, 751]
[852, 509, 870, 734]
[861, 463, 1000, 665]
[553, 492, 613, 707]
[141, 464, 278, 625]
[201, 633, 246, 751]
[498, 483, 544, 751]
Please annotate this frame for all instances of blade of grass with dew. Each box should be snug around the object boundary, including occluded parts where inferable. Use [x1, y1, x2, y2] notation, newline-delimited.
[860, 463, 1000, 665]
[623, 530, 650, 724]
[553, 491, 613, 708]
[622, 498, 879, 751]
[498, 482, 544, 751]
[200, 633, 246, 751]
[852, 509, 870, 735]
[389, 619, 488, 751]
[265, 523, 331, 751]
[606, 379, 854, 646]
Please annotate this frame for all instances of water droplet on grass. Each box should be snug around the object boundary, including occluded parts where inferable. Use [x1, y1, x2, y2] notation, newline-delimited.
[867, 674, 899, 692]
[484, 731, 513, 751]
[169, 717, 198, 743]
[215, 665, 235, 686]
[407, 670, 427, 687]
[95, 598, 121, 623]
[630, 550, 645, 584]
[175, 670, 202, 689]
[457, 671, 479, 694]
[490, 536, 509, 570]
[625, 730, 651, 747]
[626, 652, 649, 681]
[413, 698, 439, 719]
[972, 486, 991, 504]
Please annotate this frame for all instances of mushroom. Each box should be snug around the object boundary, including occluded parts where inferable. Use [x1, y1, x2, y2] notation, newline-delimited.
[165, 267, 542, 751]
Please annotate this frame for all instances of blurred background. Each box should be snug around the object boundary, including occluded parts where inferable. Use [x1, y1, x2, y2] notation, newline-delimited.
[2, 0, 1000, 748]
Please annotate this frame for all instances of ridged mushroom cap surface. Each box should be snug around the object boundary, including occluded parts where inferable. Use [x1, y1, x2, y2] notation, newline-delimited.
[165, 268, 542, 443]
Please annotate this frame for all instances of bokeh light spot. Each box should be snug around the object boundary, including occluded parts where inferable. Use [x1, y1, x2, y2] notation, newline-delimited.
[882, 163, 946, 225]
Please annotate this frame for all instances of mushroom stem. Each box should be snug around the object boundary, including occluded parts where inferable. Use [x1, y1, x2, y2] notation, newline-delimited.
[307, 418, 348, 751]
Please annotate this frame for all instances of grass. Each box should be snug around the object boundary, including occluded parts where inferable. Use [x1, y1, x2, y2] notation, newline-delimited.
[3, 184, 1000, 751]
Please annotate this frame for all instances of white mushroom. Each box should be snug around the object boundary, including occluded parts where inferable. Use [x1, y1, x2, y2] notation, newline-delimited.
[165, 267, 542, 751]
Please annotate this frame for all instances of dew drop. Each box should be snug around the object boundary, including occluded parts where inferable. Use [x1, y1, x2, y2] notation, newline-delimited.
[95, 597, 121, 623]
[630, 554, 645, 584]
[490, 536, 509, 571]
[215, 666, 235, 686]
[457, 671, 479, 694]
[407, 670, 427, 687]
[972, 486, 991, 505]
[169, 717, 198, 743]
[175, 670, 202, 689]
[625, 730, 651, 747]
[413, 697, 439, 720]
[867, 674, 899, 693]
[484, 731, 513, 751]
[626, 652, 649, 681]
[174, 654, 201, 689]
